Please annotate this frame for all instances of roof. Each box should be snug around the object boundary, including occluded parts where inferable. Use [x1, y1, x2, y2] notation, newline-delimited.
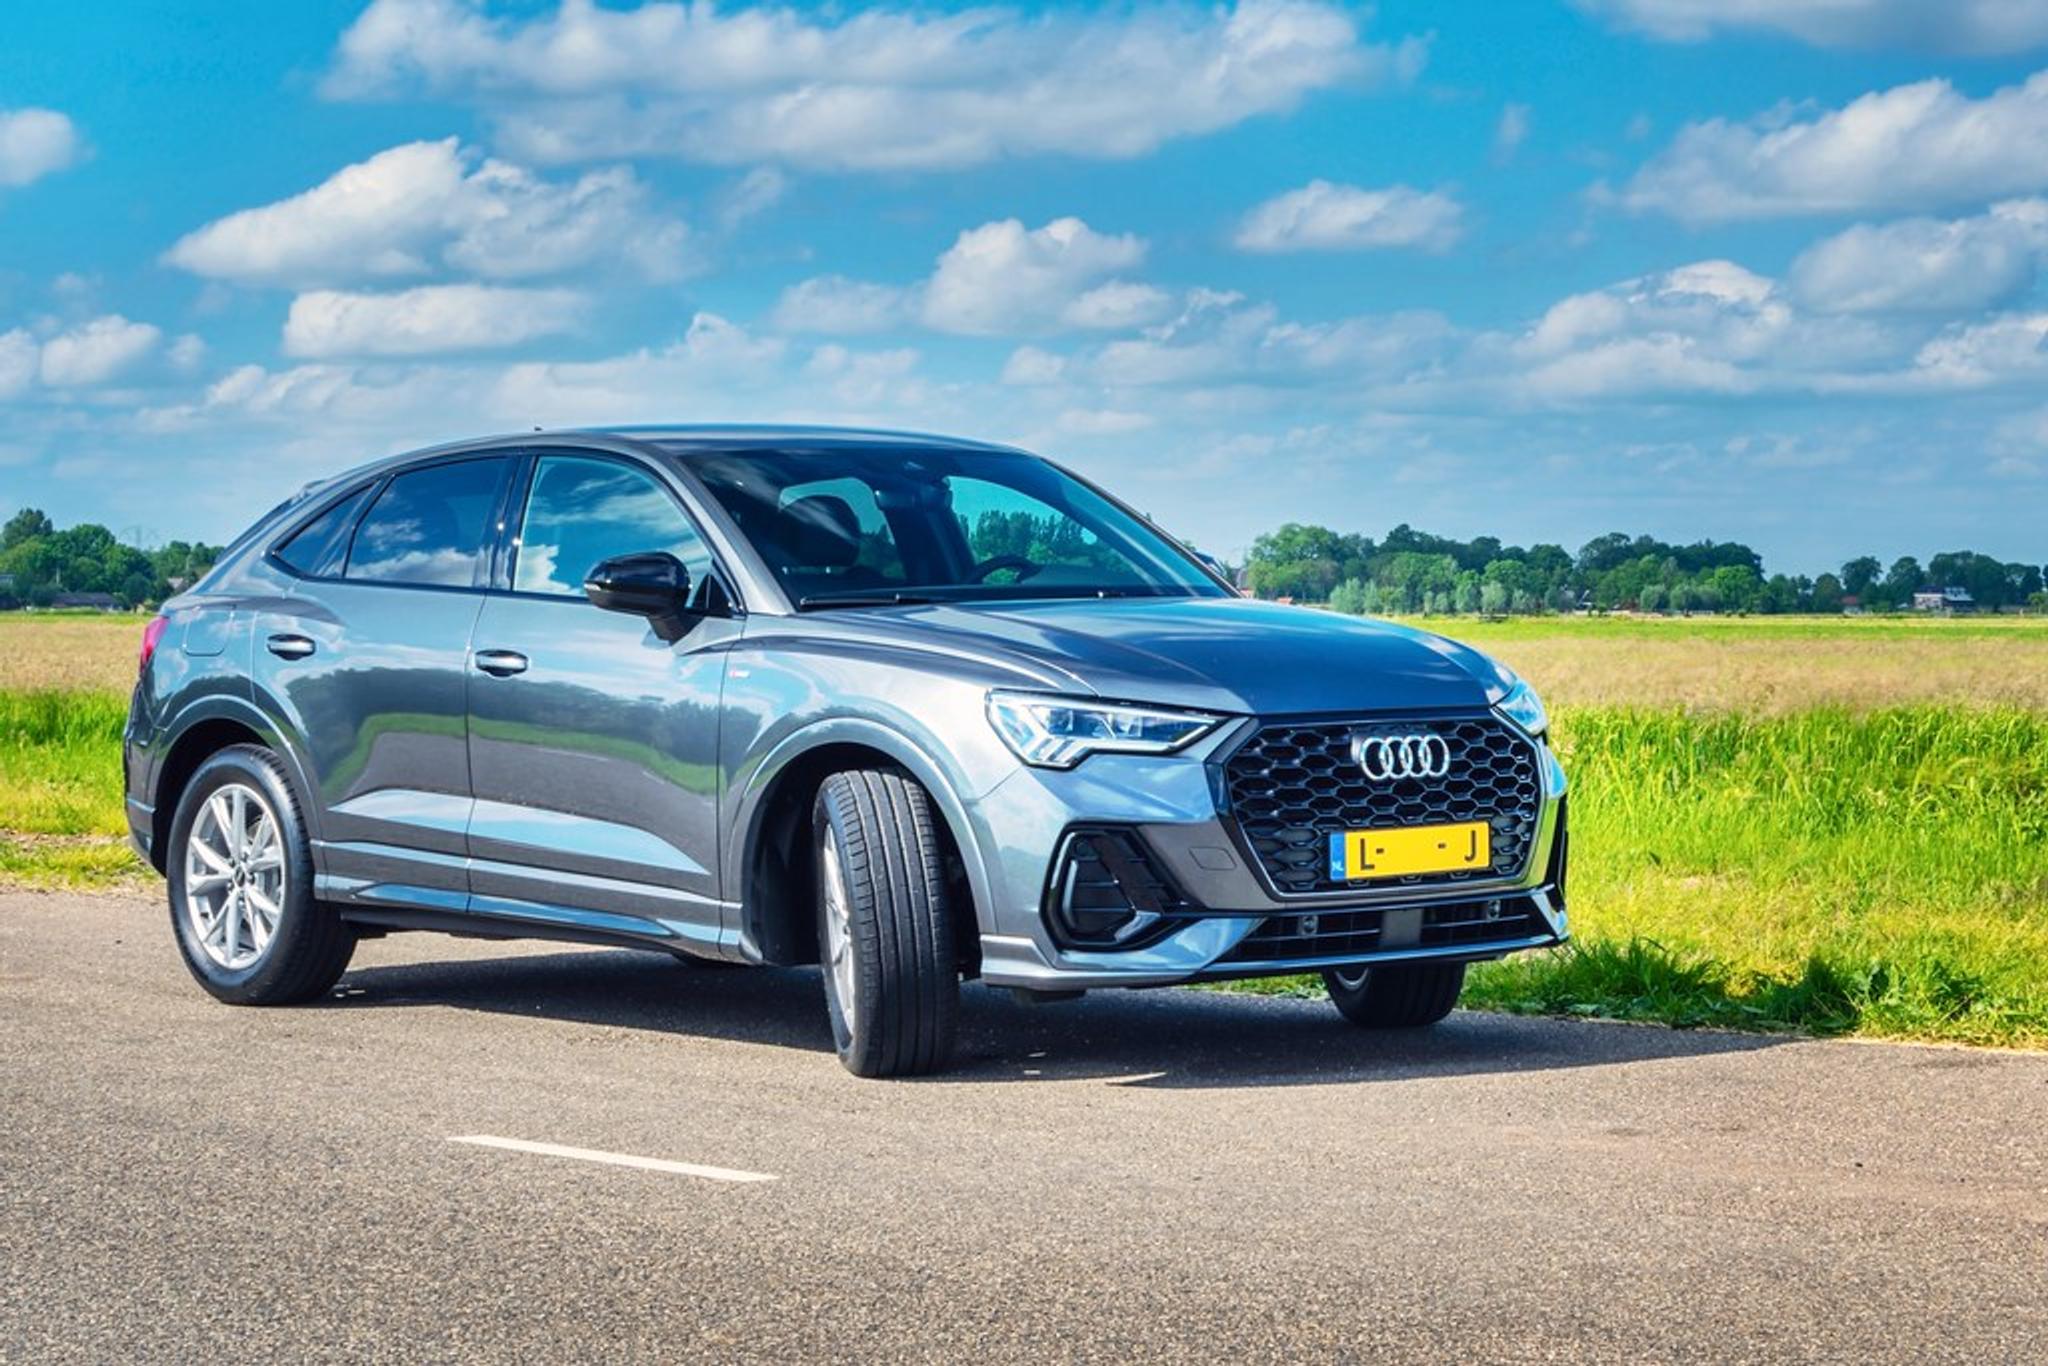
[588, 423, 1024, 455]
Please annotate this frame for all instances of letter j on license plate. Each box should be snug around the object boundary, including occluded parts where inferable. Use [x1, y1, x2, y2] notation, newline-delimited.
[1328, 821, 1491, 881]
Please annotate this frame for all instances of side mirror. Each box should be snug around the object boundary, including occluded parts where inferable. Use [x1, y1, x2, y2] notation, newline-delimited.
[584, 551, 695, 640]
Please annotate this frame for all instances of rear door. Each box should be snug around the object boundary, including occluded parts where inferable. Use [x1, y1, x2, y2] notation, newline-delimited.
[463, 450, 738, 952]
[255, 454, 514, 912]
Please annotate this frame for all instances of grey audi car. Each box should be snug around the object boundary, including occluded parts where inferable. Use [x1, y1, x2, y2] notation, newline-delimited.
[124, 426, 1568, 1076]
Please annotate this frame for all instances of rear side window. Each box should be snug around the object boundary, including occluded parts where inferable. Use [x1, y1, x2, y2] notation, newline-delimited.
[272, 484, 374, 578]
[345, 458, 506, 588]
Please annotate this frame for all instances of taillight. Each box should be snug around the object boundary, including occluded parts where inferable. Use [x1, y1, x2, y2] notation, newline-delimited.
[139, 615, 170, 674]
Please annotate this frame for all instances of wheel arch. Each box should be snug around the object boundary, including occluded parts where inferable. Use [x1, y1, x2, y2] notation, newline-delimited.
[148, 695, 320, 874]
[733, 719, 990, 972]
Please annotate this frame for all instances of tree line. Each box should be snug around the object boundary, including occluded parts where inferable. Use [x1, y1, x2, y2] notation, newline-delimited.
[6, 501, 2043, 617]
[1243, 523, 2048, 616]
[0, 509, 221, 610]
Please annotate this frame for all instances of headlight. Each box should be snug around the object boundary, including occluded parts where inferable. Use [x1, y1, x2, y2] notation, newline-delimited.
[1490, 674, 1550, 738]
[985, 692, 1222, 769]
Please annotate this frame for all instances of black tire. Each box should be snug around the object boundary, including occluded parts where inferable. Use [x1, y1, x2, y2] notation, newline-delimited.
[812, 769, 959, 1078]
[166, 744, 355, 1006]
[1323, 961, 1466, 1028]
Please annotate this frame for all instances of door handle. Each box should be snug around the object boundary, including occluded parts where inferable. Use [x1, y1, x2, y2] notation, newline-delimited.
[473, 649, 529, 677]
[266, 633, 316, 661]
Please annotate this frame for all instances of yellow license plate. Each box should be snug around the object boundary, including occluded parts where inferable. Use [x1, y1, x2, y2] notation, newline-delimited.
[1329, 821, 1491, 881]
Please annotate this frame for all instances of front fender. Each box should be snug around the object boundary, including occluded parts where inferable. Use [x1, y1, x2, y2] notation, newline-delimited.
[726, 714, 1001, 954]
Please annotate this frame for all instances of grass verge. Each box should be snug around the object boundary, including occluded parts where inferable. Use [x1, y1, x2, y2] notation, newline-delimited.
[0, 833, 145, 889]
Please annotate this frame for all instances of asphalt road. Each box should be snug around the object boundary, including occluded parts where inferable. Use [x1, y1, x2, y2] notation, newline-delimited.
[3, 890, 2044, 1363]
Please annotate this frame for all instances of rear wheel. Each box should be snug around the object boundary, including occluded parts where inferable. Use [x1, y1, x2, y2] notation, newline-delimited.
[813, 769, 958, 1077]
[167, 744, 355, 1005]
[1323, 961, 1466, 1028]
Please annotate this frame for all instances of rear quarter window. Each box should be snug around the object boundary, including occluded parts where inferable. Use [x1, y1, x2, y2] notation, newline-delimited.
[272, 484, 375, 578]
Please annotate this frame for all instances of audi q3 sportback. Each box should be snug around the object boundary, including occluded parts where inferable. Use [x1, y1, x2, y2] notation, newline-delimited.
[125, 427, 1568, 1076]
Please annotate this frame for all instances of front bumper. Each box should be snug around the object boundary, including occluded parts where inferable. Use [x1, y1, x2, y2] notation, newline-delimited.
[966, 716, 1569, 991]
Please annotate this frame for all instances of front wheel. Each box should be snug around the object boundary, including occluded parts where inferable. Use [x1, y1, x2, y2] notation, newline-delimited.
[1323, 961, 1466, 1028]
[166, 744, 355, 1005]
[813, 769, 959, 1077]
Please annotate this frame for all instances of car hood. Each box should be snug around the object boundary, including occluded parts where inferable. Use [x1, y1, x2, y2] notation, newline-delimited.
[870, 596, 1508, 716]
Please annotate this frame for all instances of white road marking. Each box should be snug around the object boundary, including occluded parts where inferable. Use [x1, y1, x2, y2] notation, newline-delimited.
[448, 1135, 778, 1184]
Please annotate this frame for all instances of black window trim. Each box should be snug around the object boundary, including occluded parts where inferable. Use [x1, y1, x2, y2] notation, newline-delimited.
[492, 446, 745, 616]
[264, 450, 519, 598]
[263, 476, 384, 584]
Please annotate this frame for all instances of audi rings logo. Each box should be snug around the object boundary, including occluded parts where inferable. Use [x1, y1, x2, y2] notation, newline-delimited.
[1351, 732, 1453, 783]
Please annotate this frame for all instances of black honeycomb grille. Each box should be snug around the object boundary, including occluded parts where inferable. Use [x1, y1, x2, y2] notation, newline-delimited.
[1223, 715, 1542, 896]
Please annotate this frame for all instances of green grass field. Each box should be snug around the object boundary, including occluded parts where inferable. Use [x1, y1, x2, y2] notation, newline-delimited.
[4, 611, 2045, 1046]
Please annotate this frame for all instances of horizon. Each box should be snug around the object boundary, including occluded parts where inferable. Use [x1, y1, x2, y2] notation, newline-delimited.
[6, 2, 2048, 569]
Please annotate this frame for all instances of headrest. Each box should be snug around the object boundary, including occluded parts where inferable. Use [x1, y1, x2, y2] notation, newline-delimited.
[776, 494, 862, 569]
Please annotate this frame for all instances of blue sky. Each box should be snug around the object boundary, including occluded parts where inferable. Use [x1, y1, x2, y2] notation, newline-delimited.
[4, 0, 2048, 572]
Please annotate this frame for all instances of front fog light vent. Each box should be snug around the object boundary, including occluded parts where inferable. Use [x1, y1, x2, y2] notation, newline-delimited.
[1046, 828, 1188, 949]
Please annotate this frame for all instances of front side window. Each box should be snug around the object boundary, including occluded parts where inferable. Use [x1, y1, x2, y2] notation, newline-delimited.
[345, 457, 506, 588]
[513, 455, 713, 601]
[681, 445, 1224, 608]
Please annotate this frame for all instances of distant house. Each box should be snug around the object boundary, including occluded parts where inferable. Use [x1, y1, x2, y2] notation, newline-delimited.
[1839, 595, 1865, 615]
[1912, 587, 1975, 615]
[48, 591, 124, 612]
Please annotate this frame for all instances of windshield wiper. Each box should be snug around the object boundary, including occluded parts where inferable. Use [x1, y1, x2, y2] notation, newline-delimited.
[796, 590, 949, 611]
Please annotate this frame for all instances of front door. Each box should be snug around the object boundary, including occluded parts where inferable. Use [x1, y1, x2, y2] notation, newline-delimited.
[463, 452, 737, 953]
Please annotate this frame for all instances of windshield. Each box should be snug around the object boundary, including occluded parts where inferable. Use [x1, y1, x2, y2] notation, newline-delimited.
[677, 445, 1228, 609]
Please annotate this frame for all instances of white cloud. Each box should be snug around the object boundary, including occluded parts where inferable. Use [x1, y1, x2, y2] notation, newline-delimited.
[1907, 313, 2048, 389]
[1789, 200, 2048, 314]
[1061, 281, 1173, 331]
[282, 285, 585, 358]
[176, 312, 800, 435]
[325, 0, 1421, 171]
[771, 276, 906, 334]
[1499, 259, 1913, 401]
[1001, 346, 1067, 385]
[0, 330, 36, 398]
[775, 217, 1169, 338]
[716, 166, 788, 229]
[1091, 290, 1455, 390]
[1618, 70, 2048, 223]
[167, 334, 208, 373]
[0, 108, 82, 188]
[38, 315, 162, 387]
[164, 138, 690, 288]
[1577, 0, 2048, 55]
[920, 218, 1150, 336]
[1233, 181, 1464, 253]
[804, 344, 925, 406]
[1494, 103, 1531, 164]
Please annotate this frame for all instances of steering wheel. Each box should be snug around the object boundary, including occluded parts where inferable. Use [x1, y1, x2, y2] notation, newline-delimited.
[966, 553, 1042, 583]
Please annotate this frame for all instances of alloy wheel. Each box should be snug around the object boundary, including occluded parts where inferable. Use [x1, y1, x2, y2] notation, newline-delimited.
[182, 782, 286, 972]
[820, 828, 859, 1038]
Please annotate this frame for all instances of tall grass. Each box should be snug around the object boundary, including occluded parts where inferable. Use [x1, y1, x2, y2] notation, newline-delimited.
[1489, 706, 2048, 1046]
[0, 690, 129, 836]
